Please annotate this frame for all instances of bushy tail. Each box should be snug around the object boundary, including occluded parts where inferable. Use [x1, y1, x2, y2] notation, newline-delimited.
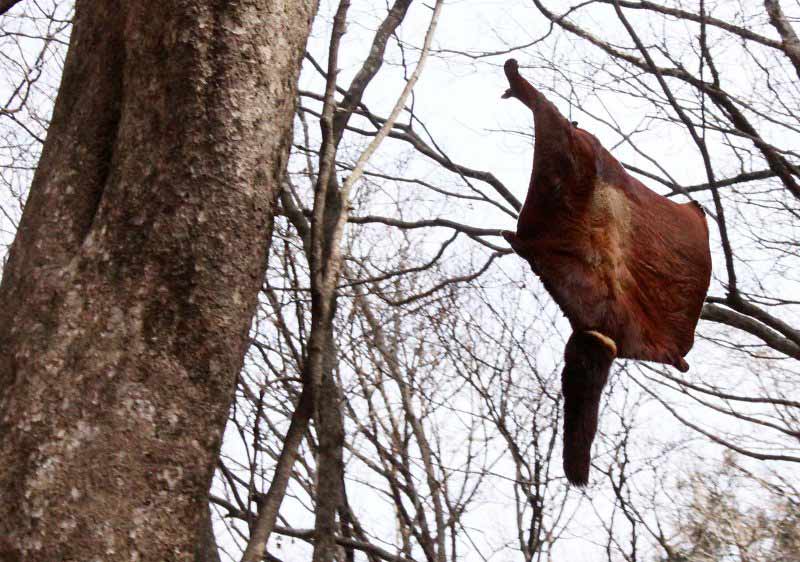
[561, 330, 617, 486]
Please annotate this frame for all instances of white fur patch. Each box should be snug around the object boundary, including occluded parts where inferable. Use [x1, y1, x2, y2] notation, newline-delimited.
[590, 182, 632, 233]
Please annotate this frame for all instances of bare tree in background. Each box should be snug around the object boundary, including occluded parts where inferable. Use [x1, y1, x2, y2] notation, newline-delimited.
[660, 454, 800, 562]
[212, 230, 576, 561]
[235, 0, 800, 558]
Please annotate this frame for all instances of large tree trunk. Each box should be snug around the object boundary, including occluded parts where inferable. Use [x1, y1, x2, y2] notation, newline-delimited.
[0, 0, 317, 560]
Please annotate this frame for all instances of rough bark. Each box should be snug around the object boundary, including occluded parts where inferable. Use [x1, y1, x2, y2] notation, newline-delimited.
[0, 0, 317, 560]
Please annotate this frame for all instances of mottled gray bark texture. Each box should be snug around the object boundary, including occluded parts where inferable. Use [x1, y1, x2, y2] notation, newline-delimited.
[0, 0, 317, 560]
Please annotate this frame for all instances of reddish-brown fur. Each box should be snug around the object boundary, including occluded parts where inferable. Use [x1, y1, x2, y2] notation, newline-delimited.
[501, 59, 711, 484]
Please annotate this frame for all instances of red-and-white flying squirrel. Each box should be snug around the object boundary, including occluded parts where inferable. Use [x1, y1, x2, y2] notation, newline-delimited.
[500, 59, 712, 486]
